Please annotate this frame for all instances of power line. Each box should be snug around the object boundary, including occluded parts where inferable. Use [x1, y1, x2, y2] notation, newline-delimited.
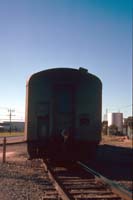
[0, 107, 8, 109]
[107, 104, 132, 110]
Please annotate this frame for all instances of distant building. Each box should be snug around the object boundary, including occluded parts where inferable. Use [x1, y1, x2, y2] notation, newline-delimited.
[102, 121, 108, 135]
[108, 124, 119, 135]
[123, 117, 133, 139]
[107, 112, 123, 133]
[1, 121, 24, 132]
[123, 118, 128, 135]
[0, 124, 4, 132]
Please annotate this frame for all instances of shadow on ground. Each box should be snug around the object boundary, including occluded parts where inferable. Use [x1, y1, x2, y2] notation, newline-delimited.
[88, 144, 133, 181]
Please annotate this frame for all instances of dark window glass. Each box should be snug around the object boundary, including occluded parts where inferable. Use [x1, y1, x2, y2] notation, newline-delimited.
[58, 90, 72, 113]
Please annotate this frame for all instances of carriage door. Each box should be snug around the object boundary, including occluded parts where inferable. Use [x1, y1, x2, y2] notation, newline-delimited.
[55, 85, 75, 132]
[37, 103, 49, 140]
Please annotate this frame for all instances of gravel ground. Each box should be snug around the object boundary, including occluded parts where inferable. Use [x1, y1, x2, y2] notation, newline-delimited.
[0, 144, 60, 200]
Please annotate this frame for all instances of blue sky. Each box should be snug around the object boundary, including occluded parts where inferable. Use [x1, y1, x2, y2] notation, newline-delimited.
[0, 0, 132, 121]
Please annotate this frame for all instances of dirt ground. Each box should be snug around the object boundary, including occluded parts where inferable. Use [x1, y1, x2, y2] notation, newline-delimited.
[100, 135, 132, 148]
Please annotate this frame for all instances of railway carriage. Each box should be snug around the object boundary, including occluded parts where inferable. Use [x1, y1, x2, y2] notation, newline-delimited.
[25, 67, 102, 160]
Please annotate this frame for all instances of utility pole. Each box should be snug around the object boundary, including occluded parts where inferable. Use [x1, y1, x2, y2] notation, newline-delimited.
[106, 108, 108, 121]
[106, 108, 108, 135]
[8, 109, 15, 134]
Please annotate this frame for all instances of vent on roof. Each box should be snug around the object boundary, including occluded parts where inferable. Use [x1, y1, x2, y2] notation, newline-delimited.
[79, 67, 88, 73]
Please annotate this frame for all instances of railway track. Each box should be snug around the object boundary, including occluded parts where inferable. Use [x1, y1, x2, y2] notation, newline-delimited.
[42, 159, 132, 200]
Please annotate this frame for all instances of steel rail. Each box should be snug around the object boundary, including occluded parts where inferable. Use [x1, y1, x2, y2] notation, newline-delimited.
[43, 160, 74, 200]
[77, 161, 132, 200]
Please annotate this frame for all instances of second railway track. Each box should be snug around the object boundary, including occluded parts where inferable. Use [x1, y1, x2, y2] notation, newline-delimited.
[43, 159, 132, 200]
